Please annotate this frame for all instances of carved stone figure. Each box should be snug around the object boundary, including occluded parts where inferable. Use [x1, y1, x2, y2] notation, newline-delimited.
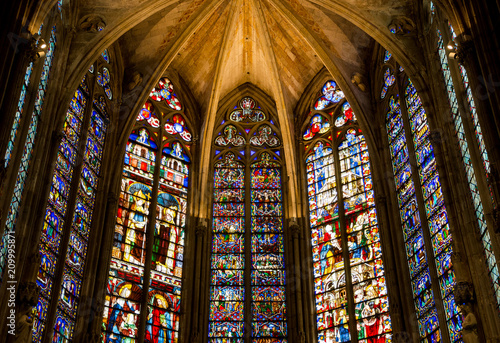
[460, 303, 479, 343]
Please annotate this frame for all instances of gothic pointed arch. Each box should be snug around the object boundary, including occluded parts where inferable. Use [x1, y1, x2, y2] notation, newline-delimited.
[302, 78, 392, 343]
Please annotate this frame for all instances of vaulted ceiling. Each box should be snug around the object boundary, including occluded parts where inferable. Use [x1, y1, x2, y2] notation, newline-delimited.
[59, 0, 421, 124]
[39, 0, 424, 216]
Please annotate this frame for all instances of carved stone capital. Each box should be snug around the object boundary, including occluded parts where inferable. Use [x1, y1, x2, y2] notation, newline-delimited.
[196, 225, 207, 237]
[17, 281, 40, 307]
[454, 281, 475, 305]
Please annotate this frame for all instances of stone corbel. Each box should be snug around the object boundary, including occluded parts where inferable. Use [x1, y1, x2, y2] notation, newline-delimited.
[351, 72, 368, 92]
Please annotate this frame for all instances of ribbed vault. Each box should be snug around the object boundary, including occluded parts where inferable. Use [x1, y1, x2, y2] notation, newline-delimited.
[50, 0, 422, 219]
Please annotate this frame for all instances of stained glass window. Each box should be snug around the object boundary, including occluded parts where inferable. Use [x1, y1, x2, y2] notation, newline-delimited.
[383, 50, 392, 63]
[304, 81, 392, 343]
[386, 95, 441, 342]
[209, 97, 287, 342]
[380, 68, 395, 99]
[314, 81, 345, 110]
[4, 60, 34, 167]
[0, 25, 57, 282]
[435, 23, 500, 305]
[404, 79, 462, 342]
[102, 77, 190, 343]
[31, 48, 112, 342]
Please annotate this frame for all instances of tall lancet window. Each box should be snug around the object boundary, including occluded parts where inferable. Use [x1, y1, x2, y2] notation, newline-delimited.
[32, 49, 112, 342]
[208, 96, 288, 342]
[0, 17, 58, 281]
[102, 78, 190, 343]
[303, 80, 392, 343]
[431, 0, 500, 308]
[381, 49, 462, 342]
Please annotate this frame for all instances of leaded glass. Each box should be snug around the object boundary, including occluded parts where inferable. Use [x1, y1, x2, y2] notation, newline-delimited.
[4, 61, 34, 167]
[103, 78, 188, 342]
[314, 80, 345, 110]
[436, 26, 500, 307]
[1, 25, 57, 284]
[209, 97, 287, 342]
[251, 153, 287, 341]
[305, 86, 392, 343]
[383, 50, 392, 63]
[210, 153, 246, 340]
[102, 48, 111, 63]
[386, 95, 440, 341]
[149, 77, 182, 110]
[380, 68, 395, 99]
[303, 115, 330, 140]
[229, 97, 266, 123]
[97, 67, 113, 99]
[404, 80, 462, 341]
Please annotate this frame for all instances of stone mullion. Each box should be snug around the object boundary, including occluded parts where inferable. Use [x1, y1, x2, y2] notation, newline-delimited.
[398, 82, 451, 343]
[333, 133, 357, 343]
[136, 128, 163, 343]
[188, 222, 207, 342]
[289, 222, 305, 342]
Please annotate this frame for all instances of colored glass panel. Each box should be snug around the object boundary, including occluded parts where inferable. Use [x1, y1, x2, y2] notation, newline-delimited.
[52, 99, 108, 341]
[334, 102, 356, 128]
[1, 26, 57, 285]
[209, 153, 246, 339]
[303, 115, 330, 140]
[4, 61, 34, 167]
[104, 82, 191, 341]
[405, 80, 462, 341]
[306, 141, 349, 342]
[251, 153, 287, 340]
[381, 68, 395, 99]
[314, 81, 345, 110]
[386, 95, 440, 341]
[229, 97, 266, 123]
[149, 77, 182, 110]
[383, 50, 392, 63]
[339, 129, 392, 342]
[436, 28, 500, 307]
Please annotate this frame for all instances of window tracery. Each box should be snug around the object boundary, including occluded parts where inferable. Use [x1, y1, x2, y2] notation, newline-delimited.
[381, 48, 461, 341]
[102, 77, 190, 343]
[208, 96, 288, 342]
[31, 49, 112, 343]
[304, 80, 392, 343]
